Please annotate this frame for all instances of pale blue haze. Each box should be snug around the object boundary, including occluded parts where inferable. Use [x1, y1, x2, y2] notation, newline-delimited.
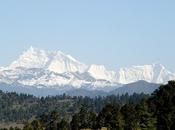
[0, 0, 175, 72]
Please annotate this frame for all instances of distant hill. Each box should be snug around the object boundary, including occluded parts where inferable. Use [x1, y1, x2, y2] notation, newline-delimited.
[0, 80, 160, 97]
[110, 80, 160, 95]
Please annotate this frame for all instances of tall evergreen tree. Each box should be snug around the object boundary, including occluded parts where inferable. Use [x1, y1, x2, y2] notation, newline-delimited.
[70, 114, 80, 130]
[23, 123, 34, 130]
[97, 104, 123, 130]
[136, 101, 156, 130]
[31, 120, 43, 130]
[149, 81, 175, 130]
[121, 104, 140, 130]
[58, 119, 70, 130]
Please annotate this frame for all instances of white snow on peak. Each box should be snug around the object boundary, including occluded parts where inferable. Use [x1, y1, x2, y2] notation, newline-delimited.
[88, 64, 116, 82]
[117, 64, 175, 84]
[9, 47, 87, 73]
[10, 47, 49, 69]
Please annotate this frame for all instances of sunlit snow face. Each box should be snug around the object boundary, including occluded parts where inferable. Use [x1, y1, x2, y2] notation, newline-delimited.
[9, 47, 88, 73]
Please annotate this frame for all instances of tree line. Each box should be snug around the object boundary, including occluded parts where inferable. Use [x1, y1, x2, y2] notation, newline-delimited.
[0, 90, 148, 122]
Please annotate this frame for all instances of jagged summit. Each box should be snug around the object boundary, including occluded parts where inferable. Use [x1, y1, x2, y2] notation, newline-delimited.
[9, 47, 87, 73]
[117, 63, 175, 84]
[9, 47, 49, 69]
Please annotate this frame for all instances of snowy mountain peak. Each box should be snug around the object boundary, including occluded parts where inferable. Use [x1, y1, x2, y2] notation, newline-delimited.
[9, 47, 87, 73]
[10, 47, 48, 69]
[118, 64, 175, 84]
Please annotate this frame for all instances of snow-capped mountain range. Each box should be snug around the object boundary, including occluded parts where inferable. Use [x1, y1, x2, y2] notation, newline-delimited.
[0, 47, 174, 96]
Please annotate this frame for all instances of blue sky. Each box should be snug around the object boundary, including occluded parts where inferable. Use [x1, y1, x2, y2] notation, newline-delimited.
[0, 0, 175, 72]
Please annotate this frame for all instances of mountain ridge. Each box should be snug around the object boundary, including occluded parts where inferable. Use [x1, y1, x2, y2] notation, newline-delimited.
[0, 47, 174, 96]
